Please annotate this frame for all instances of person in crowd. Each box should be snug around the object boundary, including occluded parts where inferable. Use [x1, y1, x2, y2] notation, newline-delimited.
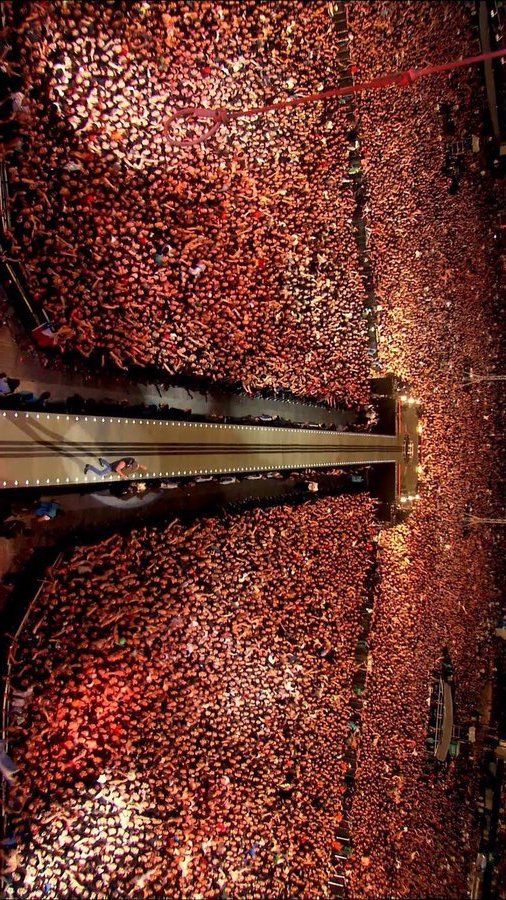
[12, 389, 50, 406]
[34, 499, 61, 520]
[0, 374, 20, 396]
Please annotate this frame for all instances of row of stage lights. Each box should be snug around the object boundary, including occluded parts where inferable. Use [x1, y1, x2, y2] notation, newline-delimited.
[400, 394, 420, 406]
[399, 394, 424, 432]
[399, 393, 423, 507]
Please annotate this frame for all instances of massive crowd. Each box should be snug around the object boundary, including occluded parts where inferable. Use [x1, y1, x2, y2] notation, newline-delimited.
[4, 0, 371, 407]
[0, 1, 504, 899]
[344, 2, 503, 897]
[4, 496, 376, 897]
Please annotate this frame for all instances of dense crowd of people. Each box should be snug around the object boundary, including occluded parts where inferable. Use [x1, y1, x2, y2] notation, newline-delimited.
[0, 1, 504, 899]
[344, 2, 503, 897]
[4, 0, 371, 407]
[4, 497, 376, 897]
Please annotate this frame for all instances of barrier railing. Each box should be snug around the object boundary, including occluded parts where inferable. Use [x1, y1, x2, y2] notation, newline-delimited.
[0, 161, 10, 235]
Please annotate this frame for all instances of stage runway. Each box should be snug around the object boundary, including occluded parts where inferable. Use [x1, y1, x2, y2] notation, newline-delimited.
[0, 410, 402, 489]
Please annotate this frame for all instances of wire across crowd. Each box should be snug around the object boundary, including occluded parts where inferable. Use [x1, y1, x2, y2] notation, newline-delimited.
[4, 0, 371, 407]
[4, 496, 376, 898]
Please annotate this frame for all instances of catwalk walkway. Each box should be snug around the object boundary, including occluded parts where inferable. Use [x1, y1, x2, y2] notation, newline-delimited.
[0, 410, 402, 489]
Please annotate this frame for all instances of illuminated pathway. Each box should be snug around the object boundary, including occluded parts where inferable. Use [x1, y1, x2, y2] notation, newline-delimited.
[0, 398, 420, 508]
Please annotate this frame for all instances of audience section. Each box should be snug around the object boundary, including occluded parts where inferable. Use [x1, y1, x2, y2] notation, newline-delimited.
[7, 496, 376, 897]
[346, 3, 503, 896]
[7, 1, 370, 406]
